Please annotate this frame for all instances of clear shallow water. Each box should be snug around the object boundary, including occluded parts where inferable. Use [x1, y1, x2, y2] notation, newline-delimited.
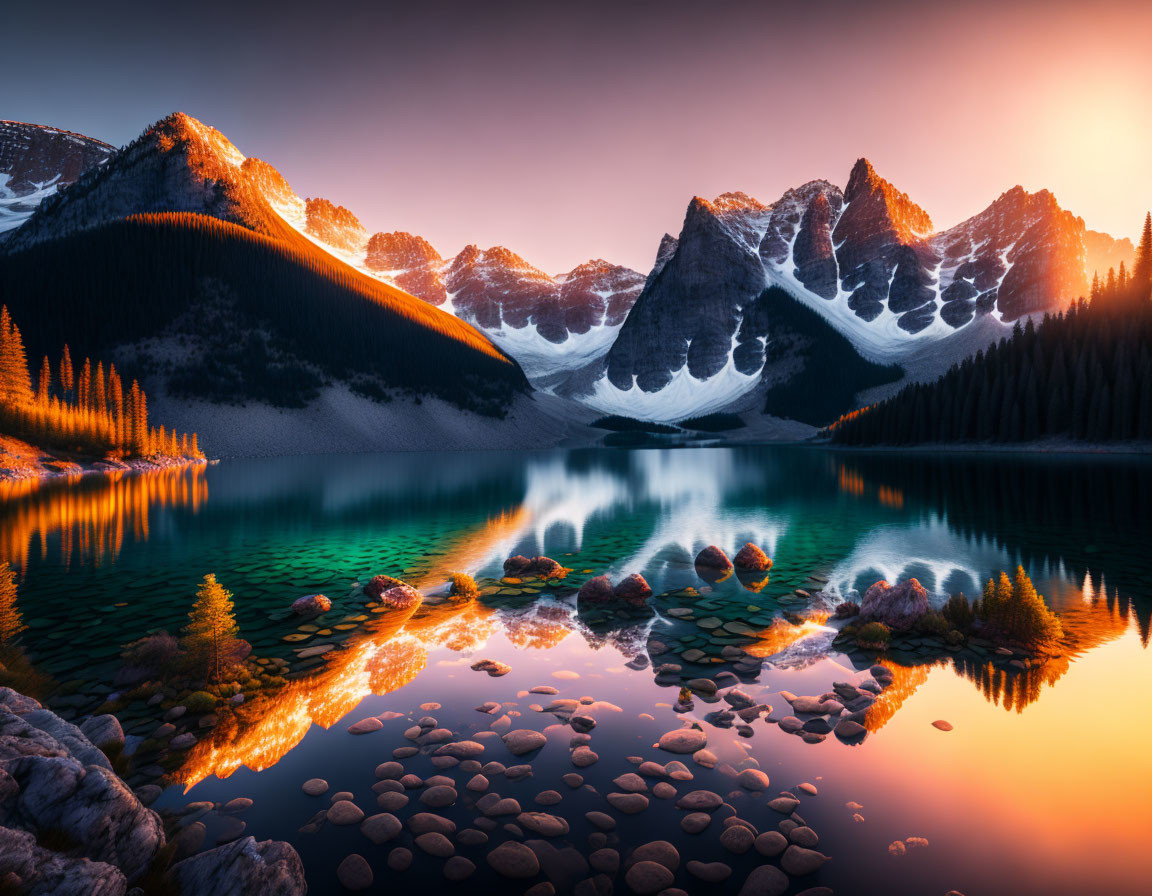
[2, 446, 1151, 895]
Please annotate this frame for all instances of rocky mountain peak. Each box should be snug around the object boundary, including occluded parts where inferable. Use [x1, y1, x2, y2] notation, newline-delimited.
[365, 231, 446, 304]
[304, 198, 366, 253]
[843, 157, 933, 236]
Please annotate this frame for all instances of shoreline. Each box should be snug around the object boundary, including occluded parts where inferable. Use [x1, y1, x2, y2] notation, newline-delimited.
[811, 437, 1152, 458]
[0, 433, 209, 486]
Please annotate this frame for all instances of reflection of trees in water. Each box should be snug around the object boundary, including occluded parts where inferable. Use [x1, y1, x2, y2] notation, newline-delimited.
[832, 452, 1152, 641]
[0, 563, 55, 700]
[948, 653, 1071, 714]
[863, 660, 934, 733]
[0, 466, 207, 569]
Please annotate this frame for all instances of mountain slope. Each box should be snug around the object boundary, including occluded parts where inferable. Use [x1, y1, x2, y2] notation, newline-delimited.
[0, 114, 532, 428]
[0, 120, 115, 237]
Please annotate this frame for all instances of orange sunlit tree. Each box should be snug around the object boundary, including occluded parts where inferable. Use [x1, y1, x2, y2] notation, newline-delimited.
[0, 305, 202, 461]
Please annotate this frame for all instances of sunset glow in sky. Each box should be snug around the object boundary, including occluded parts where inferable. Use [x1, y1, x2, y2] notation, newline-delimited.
[4, 0, 1151, 272]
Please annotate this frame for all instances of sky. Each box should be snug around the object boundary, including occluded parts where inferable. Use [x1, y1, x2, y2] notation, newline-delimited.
[4, 0, 1151, 273]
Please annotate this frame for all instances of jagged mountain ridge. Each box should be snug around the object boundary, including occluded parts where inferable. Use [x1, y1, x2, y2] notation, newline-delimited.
[588, 157, 1136, 421]
[0, 120, 115, 236]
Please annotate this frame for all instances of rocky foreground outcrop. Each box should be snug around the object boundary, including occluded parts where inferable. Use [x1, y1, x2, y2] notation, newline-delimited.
[0, 687, 305, 896]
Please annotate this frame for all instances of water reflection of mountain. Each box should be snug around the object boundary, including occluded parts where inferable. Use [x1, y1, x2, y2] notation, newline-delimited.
[832, 451, 1152, 642]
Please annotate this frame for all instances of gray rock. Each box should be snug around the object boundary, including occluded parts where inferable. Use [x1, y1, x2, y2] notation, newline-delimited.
[0, 824, 127, 895]
[79, 715, 124, 752]
[166, 837, 305, 896]
[0, 755, 163, 882]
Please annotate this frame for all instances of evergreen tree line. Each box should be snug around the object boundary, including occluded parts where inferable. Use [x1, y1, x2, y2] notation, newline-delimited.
[0, 213, 527, 415]
[0, 305, 201, 460]
[828, 213, 1152, 446]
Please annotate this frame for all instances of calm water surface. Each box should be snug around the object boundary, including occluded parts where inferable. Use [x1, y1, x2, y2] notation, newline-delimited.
[3, 446, 1151, 896]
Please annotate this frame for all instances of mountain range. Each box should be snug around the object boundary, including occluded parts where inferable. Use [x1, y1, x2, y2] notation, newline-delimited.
[0, 113, 1137, 449]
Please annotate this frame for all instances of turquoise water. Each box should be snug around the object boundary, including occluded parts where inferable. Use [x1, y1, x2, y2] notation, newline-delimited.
[4, 446, 1151, 895]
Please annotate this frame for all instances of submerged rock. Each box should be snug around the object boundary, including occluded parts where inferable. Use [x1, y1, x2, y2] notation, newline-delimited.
[733, 543, 773, 571]
[613, 574, 652, 602]
[694, 546, 734, 571]
[291, 594, 331, 617]
[504, 556, 566, 579]
[577, 576, 614, 602]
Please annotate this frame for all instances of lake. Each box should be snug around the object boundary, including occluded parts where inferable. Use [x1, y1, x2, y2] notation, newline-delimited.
[2, 446, 1150, 895]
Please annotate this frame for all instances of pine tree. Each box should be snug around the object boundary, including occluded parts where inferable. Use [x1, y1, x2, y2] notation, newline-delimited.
[0, 562, 23, 649]
[1136, 212, 1152, 298]
[0, 308, 33, 406]
[37, 356, 51, 405]
[182, 574, 239, 683]
[60, 345, 74, 402]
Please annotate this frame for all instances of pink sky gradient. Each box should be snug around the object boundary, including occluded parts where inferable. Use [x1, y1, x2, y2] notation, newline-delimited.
[4, 0, 1151, 273]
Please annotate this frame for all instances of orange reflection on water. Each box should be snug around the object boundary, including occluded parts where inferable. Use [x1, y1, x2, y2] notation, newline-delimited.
[837, 462, 903, 508]
[0, 465, 208, 569]
[176, 506, 528, 789]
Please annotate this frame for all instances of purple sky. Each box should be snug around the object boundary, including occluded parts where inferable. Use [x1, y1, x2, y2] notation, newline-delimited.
[4, 0, 1151, 273]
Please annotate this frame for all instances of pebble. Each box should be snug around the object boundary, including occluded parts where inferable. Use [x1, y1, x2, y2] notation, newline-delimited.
[337, 854, 373, 891]
[607, 792, 649, 814]
[222, 797, 252, 813]
[798, 782, 818, 795]
[767, 796, 800, 814]
[585, 811, 616, 831]
[789, 826, 819, 847]
[652, 782, 677, 799]
[503, 729, 547, 755]
[781, 845, 829, 875]
[530, 686, 559, 695]
[720, 824, 755, 853]
[347, 717, 383, 735]
[637, 761, 668, 778]
[563, 773, 584, 788]
[754, 831, 788, 857]
[680, 812, 711, 834]
[525, 886, 556, 896]
[215, 817, 246, 843]
[738, 864, 789, 896]
[516, 812, 569, 836]
[415, 832, 454, 857]
[361, 813, 402, 844]
[737, 769, 770, 791]
[658, 728, 707, 754]
[571, 746, 599, 767]
[376, 790, 408, 811]
[675, 790, 723, 811]
[466, 774, 490, 792]
[327, 801, 365, 826]
[932, 720, 954, 731]
[535, 790, 562, 805]
[375, 761, 404, 780]
[400, 774, 423, 789]
[458, 828, 488, 846]
[420, 785, 458, 808]
[589, 848, 620, 874]
[687, 860, 732, 882]
[625, 861, 674, 894]
[487, 842, 541, 878]
[444, 856, 476, 881]
[888, 840, 907, 857]
[613, 773, 648, 793]
[331, 792, 354, 804]
[387, 848, 413, 871]
[408, 813, 456, 836]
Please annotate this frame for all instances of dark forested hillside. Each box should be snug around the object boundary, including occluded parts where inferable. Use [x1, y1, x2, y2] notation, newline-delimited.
[827, 233, 1152, 446]
[0, 213, 528, 413]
